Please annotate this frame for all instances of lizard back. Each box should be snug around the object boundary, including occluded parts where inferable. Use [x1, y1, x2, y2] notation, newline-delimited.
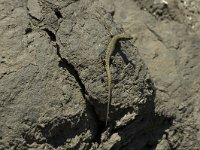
[105, 34, 132, 126]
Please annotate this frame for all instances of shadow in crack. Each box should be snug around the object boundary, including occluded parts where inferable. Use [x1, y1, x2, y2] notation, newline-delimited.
[56, 44, 106, 146]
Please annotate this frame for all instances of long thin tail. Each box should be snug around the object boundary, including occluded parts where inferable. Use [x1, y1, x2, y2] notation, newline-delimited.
[106, 79, 112, 126]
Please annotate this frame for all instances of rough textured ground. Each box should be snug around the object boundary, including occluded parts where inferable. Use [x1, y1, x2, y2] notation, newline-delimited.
[0, 0, 199, 149]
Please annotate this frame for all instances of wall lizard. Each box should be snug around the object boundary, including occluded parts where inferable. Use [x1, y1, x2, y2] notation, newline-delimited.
[105, 33, 132, 126]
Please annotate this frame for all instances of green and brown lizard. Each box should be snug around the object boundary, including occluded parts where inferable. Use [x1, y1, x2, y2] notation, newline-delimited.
[105, 33, 132, 126]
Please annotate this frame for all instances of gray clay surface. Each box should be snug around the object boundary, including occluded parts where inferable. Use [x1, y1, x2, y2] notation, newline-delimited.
[0, 0, 199, 149]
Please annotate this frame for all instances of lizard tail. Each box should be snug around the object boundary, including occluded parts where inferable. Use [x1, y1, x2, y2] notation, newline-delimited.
[106, 77, 112, 126]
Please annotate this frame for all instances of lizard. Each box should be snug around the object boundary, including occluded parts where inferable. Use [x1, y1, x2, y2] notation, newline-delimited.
[105, 33, 133, 126]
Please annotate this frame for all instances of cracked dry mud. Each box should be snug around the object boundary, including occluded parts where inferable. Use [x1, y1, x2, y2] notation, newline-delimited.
[0, 0, 200, 150]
